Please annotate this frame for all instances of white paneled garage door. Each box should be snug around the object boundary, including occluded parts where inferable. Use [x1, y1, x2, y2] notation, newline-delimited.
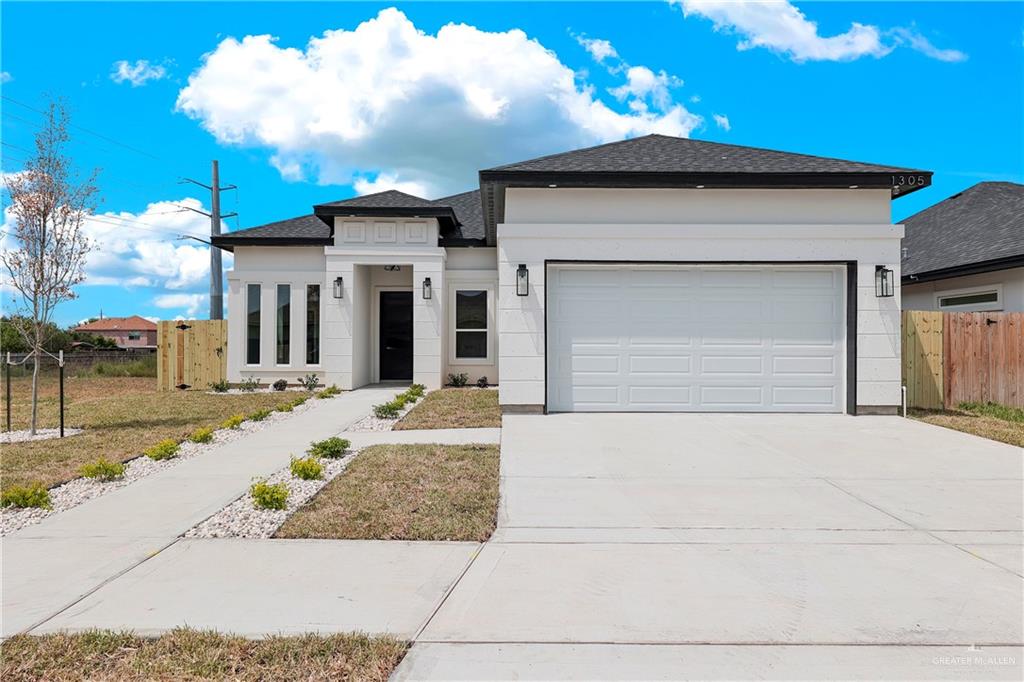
[546, 264, 845, 413]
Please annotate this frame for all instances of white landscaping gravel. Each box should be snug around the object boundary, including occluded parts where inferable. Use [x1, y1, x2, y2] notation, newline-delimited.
[0, 427, 84, 444]
[205, 387, 309, 395]
[0, 395, 324, 537]
[185, 450, 357, 539]
[345, 394, 418, 432]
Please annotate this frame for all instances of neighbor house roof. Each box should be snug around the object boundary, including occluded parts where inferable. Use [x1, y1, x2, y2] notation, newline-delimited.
[213, 134, 931, 250]
[901, 181, 1024, 283]
[212, 190, 486, 250]
[75, 315, 157, 332]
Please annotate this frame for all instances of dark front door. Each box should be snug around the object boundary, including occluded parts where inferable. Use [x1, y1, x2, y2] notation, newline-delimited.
[379, 291, 413, 381]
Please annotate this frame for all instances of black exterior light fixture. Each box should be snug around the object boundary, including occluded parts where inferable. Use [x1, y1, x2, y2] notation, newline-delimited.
[516, 264, 529, 296]
[333, 276, 344, 299]
[422, 277, 432, 300]
[875, 266, 894, 298]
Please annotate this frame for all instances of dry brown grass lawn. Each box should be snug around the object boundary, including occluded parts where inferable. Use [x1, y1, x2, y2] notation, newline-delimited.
[0, 628, 406, 682]
[275, 443, 500, 542]
[910, 407, 1024, 448]
[394, 388, 500, 430]
[1, 377, 305, 492]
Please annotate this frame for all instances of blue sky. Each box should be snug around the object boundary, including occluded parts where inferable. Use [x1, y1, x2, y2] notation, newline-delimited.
[2, 1, 1021, 326]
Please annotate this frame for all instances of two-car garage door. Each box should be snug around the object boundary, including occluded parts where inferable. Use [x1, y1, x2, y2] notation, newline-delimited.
[546, 264, 846, 413]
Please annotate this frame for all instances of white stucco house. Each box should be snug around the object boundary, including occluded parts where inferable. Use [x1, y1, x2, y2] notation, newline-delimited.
[212, 135, 932, 415]
[901, 181, 1024, 312]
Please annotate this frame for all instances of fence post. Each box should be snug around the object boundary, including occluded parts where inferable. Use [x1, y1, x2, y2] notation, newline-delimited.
[59, 350, 65, 438]
[4, 352, 10, 433]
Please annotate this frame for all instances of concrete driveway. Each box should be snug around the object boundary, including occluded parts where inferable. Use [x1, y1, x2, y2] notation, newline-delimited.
[397, 414, 1023, 680]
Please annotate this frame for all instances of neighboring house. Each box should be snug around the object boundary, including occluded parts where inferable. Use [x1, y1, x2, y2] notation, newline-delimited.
[73, 315, 158, 349]
[901, 181, 1024, 312]
[212, 134, 931, 415]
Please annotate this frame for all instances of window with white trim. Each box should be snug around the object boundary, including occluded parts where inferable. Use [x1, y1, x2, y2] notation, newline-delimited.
[246, 283, 261, 365]
[454, 290, 487, 359]
[936, 285, 1002, 312]
[276, 284, 291, 365]
[306, 284, 320, 365]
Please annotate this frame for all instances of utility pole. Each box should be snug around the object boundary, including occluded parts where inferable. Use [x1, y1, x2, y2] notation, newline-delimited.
[179, 162, 236, 320]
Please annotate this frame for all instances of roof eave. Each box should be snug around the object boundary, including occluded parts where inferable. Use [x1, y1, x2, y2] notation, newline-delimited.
[902, 253, 1024, 284]
[210, 236, 333, 253]
[312, 205, 460, 229]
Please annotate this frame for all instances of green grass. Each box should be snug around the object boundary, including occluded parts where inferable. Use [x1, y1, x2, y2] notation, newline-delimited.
[0, 629, 407, 682]
[275, 443, 500, 541]
[394, 388, 501, 430]
[910, 401, 1024, 448]
[957, 401, 1024, 423]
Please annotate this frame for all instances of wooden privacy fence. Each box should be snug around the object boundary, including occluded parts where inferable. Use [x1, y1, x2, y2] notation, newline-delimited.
[902, 310, 1023, 409]
[157, 320, 227, 391]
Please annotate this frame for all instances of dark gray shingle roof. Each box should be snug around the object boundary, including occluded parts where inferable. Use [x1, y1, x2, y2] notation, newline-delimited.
[487, 134, 925, 175]
[212, 214, 330, 249]
[435, 189, 484, 243]
[315, 189, 438, 210]
[902, 181, 1024, 278]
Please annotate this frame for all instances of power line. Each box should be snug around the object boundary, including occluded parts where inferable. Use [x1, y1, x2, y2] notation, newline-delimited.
[2, 95, 162, 161]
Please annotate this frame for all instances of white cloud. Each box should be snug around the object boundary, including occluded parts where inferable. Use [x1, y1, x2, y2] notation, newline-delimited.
[177, 8, 703, 196]
[712, 113, 731, 131]
[111, 59, 167, 86]
[672, 0, 965, 63]
[352, 172, 430, 197]
[153, 293, 207, 317]
[609, 66, 682, 111]
[890, 28, 967, 63]
[574, 34, 619, 63]
[1, 72, 12, 84]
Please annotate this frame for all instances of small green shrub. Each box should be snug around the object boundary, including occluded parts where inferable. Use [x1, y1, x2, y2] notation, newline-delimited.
[393, 394, 408, 408]
[144, 439, 180, 461]
[272, 379, 288, 391]
[1, 483, 52, 509]
[290, 456, 324, 481]
[476, 376, 489, 388]
[408, 383, 426, 396]
[447, 373, 468, 387]
[238, 376, 261, 392]
[189, 426, 214, 444]
[297, 374, 321, 392]
[209, 380, 230, 393]
[278, 402, 294, 413]
[250, 480, 289, 510]
[316, 384, 342, 399]
[249, 408, 272, 422]
[373, 402, 400, 419]
[79, 457, 126, 481]
[309, 436, 350, 459]
[401, 389, 419, 403]
[291, 396, 307, 407]
[220, 414, 245, 430]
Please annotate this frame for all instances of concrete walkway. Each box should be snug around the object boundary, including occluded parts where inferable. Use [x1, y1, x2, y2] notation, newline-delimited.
[2, 386, 488, 637]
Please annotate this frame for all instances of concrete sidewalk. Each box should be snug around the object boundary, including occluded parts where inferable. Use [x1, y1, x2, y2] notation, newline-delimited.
[3, 386, 397, 637]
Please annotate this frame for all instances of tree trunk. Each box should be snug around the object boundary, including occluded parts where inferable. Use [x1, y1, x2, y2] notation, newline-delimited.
[30, 351, 40, 435]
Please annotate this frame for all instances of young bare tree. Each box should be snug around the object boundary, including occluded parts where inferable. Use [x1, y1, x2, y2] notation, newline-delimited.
[2, 99, 98, 434]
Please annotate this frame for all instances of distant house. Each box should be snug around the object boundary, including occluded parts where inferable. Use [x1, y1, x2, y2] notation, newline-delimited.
[74, 315, 158, 349]
[902, 182, 1024, 312]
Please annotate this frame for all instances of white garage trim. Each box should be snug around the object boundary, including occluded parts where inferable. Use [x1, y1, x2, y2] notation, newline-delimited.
[544, 262, 856, 414]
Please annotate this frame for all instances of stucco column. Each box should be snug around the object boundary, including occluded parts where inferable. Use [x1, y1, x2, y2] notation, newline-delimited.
[412, 261, 444, 389]
[323, 259, 355, 389]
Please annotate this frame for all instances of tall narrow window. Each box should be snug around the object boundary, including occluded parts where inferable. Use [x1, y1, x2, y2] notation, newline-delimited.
[455, 290, 487, 359]
[246, 284, 261, 365]
[276, 284, 291, 365]
[306, 284, 320, 365]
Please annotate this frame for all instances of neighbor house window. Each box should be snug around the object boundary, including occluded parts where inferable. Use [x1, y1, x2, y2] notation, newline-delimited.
[246, 284, 261, 364]
[454, 290, 487, 359]
[276, 284, 291, 365]
[936, 285, 1002, 312]
[128, 331, 141, 341]
[306, 284, 320, 365]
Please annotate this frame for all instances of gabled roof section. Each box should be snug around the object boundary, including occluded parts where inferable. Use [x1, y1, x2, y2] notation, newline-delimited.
[901, 181, 1024, 282]
[480, 134, 932, 242]
[313, 189, 459, 229]
[75, 315, 157, 332]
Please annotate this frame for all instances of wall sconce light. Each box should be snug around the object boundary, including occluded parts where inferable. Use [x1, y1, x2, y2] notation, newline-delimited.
[875, 265, 894, 298]
[516, 264, 529, 297]
[422, 277, 432, 300]
[333, 276, 344, 299]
